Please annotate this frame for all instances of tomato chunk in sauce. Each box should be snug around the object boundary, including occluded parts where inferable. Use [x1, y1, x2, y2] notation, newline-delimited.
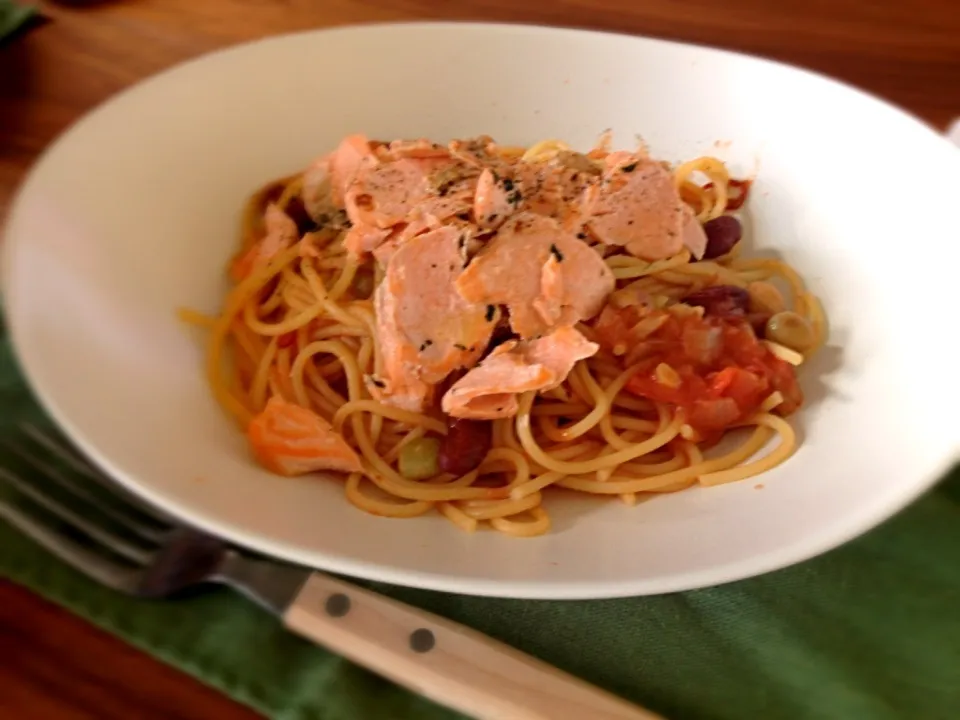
[592, 302, 803, 435]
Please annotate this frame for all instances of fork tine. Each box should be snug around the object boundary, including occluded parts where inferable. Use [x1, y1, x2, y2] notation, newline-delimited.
[2, 430, 170, 544]
[0, 468, 157, 565]
[16, 422, 175, 528]
[16, 422, 106, 482]
[0, 494, 143, 592]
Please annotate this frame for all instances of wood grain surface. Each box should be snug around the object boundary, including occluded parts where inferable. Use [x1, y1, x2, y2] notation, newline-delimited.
[0, 580, 261, 720]
[1, 1, 958, 718]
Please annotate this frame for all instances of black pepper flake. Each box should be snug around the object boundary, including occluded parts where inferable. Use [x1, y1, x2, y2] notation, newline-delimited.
[571, 172, 580, 182]
[489, 213, 498, 221]
[343, 218, 353, 228]
[507, 190, 522, 205]
[419, 339, 433, 352]
[458, 234, 466, 250]
[431, 263, 438, 269]
[485, 305, 496, 322]
[622, 162, 638, 173]
[502, 178, 515, 191]
[371, 377, 386, 389]
[549, 244, 565, 262]
[457, 212, 470, 221]
[627, 220, 634, 225]
[298, 219, 320, 235]
[454, 343, 467, 351]
[576, 232, 587, 240]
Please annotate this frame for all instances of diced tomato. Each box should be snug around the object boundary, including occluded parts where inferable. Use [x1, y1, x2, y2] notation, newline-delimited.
[702, 178, 753, 211]
[627, 367, 703, 407]
[710, 367, 766, 412]
[601, 303, 802, 433]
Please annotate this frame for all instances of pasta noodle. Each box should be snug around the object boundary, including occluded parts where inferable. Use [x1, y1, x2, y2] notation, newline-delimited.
[186, 136, 826, 538]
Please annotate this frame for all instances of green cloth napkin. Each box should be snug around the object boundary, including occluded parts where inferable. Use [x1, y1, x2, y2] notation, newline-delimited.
[0, 1, 35, 43]
[1, 318, 959, 720]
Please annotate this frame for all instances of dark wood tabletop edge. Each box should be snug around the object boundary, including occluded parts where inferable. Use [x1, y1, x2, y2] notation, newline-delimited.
[0, 580, 264, 720]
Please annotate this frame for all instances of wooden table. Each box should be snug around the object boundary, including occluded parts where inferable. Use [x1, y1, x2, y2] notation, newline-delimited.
[1, 1, 958, 717]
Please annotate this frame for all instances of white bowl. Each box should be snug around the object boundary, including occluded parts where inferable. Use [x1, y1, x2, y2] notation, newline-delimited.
[4, 23, 959, 599]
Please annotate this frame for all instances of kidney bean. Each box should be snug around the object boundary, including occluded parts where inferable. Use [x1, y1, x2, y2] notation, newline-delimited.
[438, 418, 492, 476]
[682, 285, 750, 317]
[701, 215, 743, 259]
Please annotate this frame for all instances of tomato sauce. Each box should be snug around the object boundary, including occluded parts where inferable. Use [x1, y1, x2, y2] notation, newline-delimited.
[593, 303, 802, 435]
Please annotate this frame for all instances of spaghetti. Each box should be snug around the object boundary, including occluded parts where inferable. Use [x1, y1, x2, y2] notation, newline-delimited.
[184, 135, 826, 537]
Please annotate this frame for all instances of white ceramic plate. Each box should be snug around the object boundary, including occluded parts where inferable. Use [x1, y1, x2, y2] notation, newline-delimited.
[4, 23, 959, 599]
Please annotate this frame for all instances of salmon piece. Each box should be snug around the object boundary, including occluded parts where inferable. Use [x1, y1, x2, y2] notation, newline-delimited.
[370, 215, 445, 266]
[386, 138, 451, 159]
[229, 203, 298, 282]
[533, 255, 565, 326]
[448, 136, 498, 168]
[301, 154, 338, 222]
[471, 157, 596, 232]
[344, 158, 478, 256]
[681, 205, 708, 260]
[474, 168, 513, 230]
[329, 134, 378, 207]
[345, 159, 432, 228]
[442, 326, 599, 419]
[247, 396, 363, 476]
[344, 224, 393, 257]
[364, 372, 433, 415]
[456, 213, 614, 338]
[510, 160, 595, 229]
[601, 150, 634, 169]
[584, 155, 692, 260]
[373, 226, 498, 411]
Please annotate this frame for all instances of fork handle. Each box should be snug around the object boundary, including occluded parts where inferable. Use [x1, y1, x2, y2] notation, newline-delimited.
[283, 573, 662, 720]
